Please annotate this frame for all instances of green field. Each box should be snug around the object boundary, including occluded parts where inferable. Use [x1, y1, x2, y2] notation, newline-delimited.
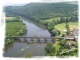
[69, 22, 78, 30]
[42, 17, 60, 22]
[54, 22, 78, 32]
[40, 17, 71, 23]
[6, 17, 22, 22]
[6, 22, 25, 36]
[40, 17, 60, 24]
[6, 17, 15, 19]
[5, 17, 26, 45]
[6, 16, 26, 36]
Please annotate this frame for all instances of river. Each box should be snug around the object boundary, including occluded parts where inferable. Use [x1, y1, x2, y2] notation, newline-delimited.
[3, 17, 51, 57]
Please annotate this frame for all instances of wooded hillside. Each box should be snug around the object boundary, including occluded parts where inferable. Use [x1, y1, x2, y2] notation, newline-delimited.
[4, 2, 78, 22]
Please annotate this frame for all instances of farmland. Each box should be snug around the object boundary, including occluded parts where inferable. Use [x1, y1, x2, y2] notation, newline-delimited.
[5, 17, 26, 45]
[54, 22, 78, 32]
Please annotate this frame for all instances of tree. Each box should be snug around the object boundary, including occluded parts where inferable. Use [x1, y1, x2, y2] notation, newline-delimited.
[65, 23, 70, 35]
[47, 26, 55, 31]
[57, 30, 61, 36]
[45, 42, 56, 55]
[24, 52, 32, 58]
[59, 40, 66, 49]
[51, 29, 58, 36]
[74, 43, 78, 48]
[60, 17, 66, 23]
[66, 17, 70, 22]
[62, 34, 65, 37]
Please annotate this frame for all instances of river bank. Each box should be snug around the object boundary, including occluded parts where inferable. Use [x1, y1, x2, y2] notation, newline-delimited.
[5, 16, 27, 46]
[4, 16, 51, 57]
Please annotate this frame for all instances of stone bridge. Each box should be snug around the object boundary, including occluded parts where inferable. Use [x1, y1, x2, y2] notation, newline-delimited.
[12, 36, 64, 42]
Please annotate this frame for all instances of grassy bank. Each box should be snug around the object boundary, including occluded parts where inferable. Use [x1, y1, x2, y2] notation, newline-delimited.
[54, 22, 78, 32]
[5, 17, 27, 45]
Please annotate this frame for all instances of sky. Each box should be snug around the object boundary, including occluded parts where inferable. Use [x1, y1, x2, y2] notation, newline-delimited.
[2, 0, 78, 6]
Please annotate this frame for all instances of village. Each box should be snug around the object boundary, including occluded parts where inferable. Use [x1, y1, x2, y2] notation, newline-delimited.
[64, 29, 78, 42]
[59, 29, 78, 55]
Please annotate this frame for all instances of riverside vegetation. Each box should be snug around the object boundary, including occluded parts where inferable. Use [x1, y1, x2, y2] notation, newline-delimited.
[4, 2, 78, 36]
[4, 1, 78, 57]
[5, 16, 27, 45]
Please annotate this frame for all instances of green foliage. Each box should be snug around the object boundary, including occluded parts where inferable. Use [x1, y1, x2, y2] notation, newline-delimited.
[47, 26, 60, 36]
[60, 17, 66, 23]
[24, 52, 32, 58]
[6, 22, 25, 36]
[65, 23, 70, 35]
[58, 40, 66, 48]
[6, 17, 22, 23]
[45, 42, 56, 56]
[57, 29, 61, 36]
[60, 48, 78, 56]
[4, 2, 78, 37]
[47, 26, 55, 31]
[5, 37, 14, 45]
[5, 17, 26, 45]
[74, 43, 78, 48]
[4, 2, 78, 22]
[45, 40, 78, 56]
[62, 34, 65, 37]
[51, 29, 58, 36]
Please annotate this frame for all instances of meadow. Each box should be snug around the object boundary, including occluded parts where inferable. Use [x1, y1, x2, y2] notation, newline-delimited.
[5, 17, 26, 45]
[54, 22, 78, 32]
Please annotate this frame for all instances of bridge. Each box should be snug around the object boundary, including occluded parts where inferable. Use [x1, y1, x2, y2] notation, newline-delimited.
[12, 36, 65, 42]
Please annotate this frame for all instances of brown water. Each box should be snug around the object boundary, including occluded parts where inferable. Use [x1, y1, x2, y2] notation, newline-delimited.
[3, 17, 53, 57]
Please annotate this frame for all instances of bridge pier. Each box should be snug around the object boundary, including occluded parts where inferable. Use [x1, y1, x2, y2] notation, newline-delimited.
[45, 39, 47, 42]
[24, 38, 27, 42]
[17, 37, 20, 40]
[52, 38, 56, 42]
[24, 38, 26, 40]
[31, 38, 33, 41]
[38, 38, 40, 42]
[13, 37, 17, 40]
[52, 39, 54, 42]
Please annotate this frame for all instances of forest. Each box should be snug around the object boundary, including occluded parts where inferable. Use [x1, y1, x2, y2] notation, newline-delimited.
[4, 2, 78, 21]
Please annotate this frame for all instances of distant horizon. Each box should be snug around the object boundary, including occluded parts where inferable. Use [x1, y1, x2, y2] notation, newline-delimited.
[3, 0, 78, 7]
[3, 0, 78, 6]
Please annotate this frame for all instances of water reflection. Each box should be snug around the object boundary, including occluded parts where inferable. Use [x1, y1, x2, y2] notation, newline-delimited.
[4, 16, 51, 57]
[16, 38, 56, 43]
[21, 16, 47, 29]
[4, 42, 14, 52]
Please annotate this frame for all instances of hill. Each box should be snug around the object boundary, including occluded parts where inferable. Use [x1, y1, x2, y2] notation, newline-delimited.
[4, 2, 78, 22]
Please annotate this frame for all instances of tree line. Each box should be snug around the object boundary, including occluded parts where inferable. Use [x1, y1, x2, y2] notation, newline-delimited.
[4, 2, 78, 37]
[4, 2, 78, 22]
[42, 16, 78, 27]
[5, 17, 26, 46]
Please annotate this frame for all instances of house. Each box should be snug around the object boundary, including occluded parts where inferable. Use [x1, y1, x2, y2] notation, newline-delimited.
[71, 29, 78, 36]
[65, 29, 78, 41]
[65, 34, 74, 40]
[74, 36, 78, 42]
